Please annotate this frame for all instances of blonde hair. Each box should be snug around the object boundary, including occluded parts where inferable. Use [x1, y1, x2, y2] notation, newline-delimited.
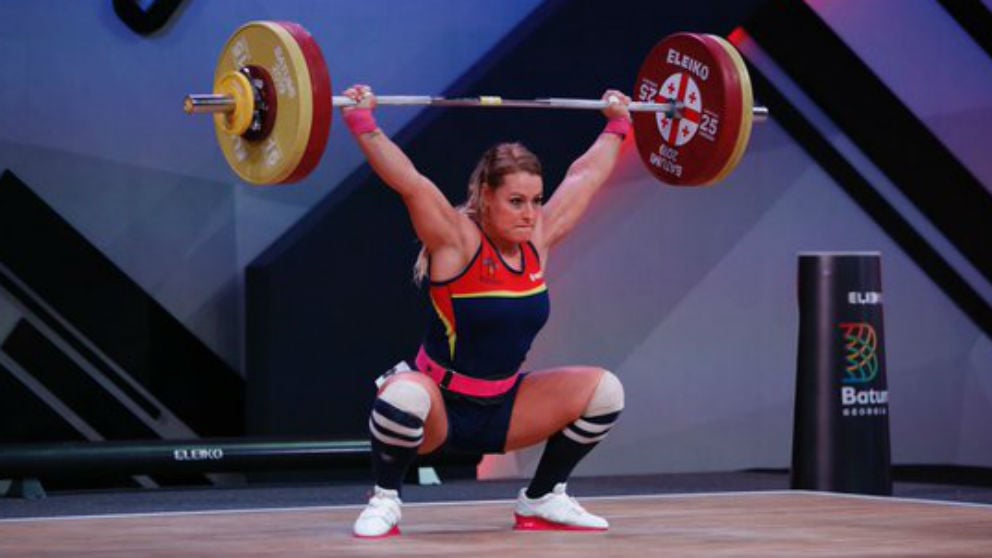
[413, 142, 542, 284]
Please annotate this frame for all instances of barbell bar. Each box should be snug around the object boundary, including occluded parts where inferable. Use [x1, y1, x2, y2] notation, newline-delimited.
[186, 92, 769, 118]
[184, 21, 769, 186]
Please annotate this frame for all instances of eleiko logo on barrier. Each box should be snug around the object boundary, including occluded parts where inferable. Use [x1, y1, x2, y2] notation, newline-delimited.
[847, 291, 882, 305]
[173, 448, 225, 461]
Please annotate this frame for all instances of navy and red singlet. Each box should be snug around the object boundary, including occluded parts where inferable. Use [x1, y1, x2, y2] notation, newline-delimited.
[423, 234, 550, 381]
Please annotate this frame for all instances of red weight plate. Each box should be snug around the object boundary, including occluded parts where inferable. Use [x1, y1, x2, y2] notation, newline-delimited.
[277, 21, 332, 184]
[632, 33, 746, 186]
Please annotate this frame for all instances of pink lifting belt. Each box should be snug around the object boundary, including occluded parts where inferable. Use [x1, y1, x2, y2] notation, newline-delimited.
[415, 346, 518, 398]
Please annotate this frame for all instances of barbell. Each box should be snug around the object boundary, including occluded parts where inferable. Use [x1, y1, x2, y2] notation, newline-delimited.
[184, 21, 768, 186]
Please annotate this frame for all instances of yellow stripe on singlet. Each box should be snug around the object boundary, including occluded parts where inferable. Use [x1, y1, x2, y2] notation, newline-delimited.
[451, 284, 548, 299]
[430, 292, 457, 360]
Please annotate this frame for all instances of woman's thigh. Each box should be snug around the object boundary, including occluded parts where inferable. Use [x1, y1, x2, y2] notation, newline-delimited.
[504, 366, 605, 451]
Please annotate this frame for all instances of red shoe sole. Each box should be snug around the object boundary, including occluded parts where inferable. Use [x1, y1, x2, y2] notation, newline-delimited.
[353, 526, 401, 539]
[513, 514, 607, 532]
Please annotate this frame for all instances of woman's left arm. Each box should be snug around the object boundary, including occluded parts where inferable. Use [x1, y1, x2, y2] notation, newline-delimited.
[541, 89, 631, 249]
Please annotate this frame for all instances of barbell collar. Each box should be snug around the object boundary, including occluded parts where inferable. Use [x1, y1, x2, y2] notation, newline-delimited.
[185, 94, 235, 114]
[753, 105, 769, 123]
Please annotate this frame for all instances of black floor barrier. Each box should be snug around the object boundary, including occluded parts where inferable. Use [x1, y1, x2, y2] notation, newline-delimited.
[0, 438, 483, 498]
[0, 438, 372, 478]
[0, 438, 372, 498]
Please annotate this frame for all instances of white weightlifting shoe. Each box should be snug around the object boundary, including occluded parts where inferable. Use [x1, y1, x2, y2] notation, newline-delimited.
[513, 483, 608, 531]
[353, 486, 402, 538]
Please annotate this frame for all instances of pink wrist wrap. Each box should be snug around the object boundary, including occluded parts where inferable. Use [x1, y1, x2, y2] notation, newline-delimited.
[343, 108, 378, 136]
[603, 117, 632, 139]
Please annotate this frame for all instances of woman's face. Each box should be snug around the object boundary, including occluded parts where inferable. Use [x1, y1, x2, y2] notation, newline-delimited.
[482, 171, 544, 246]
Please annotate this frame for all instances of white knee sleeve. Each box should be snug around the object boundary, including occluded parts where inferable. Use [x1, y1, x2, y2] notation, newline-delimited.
[563, 370, 624, 445]
[378, 379, 431, 420]
[584, 370, 625, 417]
[369, 379, 431, 449]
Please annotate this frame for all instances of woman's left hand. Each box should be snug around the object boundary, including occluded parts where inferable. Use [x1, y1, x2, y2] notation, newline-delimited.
[601, 89, 631, 120]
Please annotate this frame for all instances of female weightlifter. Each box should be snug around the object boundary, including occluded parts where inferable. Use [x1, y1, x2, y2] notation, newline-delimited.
[342, 84, 629, 538]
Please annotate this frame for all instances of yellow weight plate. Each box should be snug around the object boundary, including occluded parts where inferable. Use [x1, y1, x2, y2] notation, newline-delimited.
[213, 21, 315, 185]
[704, 34, 754, 185]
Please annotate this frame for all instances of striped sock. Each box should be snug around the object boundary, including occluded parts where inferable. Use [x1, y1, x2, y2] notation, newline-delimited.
[526, 410, 621, 498]
[369, 398, 425, 491]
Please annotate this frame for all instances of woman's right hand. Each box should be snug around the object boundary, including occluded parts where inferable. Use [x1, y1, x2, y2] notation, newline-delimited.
[342, 84, 377, 112]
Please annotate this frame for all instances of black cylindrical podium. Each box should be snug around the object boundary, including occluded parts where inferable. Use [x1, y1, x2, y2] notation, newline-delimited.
[791, 252, 892, 495]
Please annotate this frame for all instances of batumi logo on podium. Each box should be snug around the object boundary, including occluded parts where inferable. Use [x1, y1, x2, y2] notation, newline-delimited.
[839, 322, 879, 384]
[838, 322, 888, 417]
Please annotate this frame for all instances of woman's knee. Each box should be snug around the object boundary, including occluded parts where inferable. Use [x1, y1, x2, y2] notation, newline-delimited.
[377, 376, 432, 419]
[585, 369, 624, 416]
[378, 373, 448, 453]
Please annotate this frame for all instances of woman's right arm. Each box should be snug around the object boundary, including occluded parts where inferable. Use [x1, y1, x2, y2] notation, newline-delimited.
[343, 85, 468, 254]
